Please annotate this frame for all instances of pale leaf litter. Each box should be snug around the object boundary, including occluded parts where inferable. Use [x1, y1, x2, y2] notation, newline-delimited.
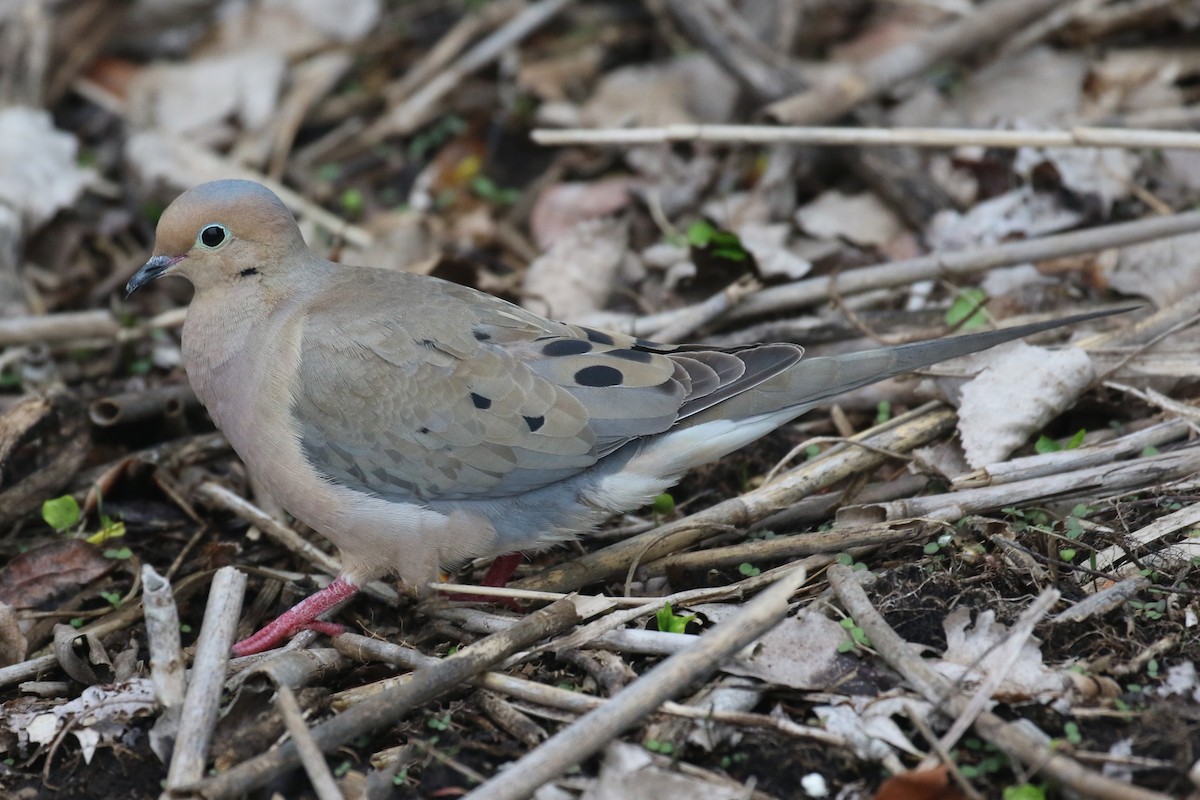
[952, 341, 1098, 468]
[0, 108, 92, 233]
[6, 679, 157, 765]
[523, 218, 629, 320]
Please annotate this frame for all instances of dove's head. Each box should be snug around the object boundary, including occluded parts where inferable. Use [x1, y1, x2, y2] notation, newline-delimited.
[127, 179, 308, 295]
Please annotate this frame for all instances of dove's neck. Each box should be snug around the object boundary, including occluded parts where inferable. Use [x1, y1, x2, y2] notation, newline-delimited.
[182, 283, 273, 377]
[180, 275, 314, 438]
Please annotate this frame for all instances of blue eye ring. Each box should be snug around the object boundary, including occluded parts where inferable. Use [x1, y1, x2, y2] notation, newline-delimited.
[197, 223, 230, 249]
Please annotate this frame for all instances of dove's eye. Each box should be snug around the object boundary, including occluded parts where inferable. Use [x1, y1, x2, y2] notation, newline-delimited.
[198, 224, 229, 249]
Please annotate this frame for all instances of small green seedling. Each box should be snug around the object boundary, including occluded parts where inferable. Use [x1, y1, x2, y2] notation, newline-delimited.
[945, 288, 988, 330]
[651, 492, 675, 515]
[1035, 428, 1086, 454]
[1003, 784, 1046, 800]
[837, 617, 871, 653]
[42, 495, 81, 532]
[42, 492, 127, 551]
[656, 601, 696, 634]
[685, 220, 750, 262]
[643, 738, 674, 755]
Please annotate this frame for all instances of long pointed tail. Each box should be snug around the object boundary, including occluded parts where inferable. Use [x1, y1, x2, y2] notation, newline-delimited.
[689, 306, 1133, 427]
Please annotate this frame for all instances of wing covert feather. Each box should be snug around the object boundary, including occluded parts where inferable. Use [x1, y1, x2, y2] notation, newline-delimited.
[290, 270, 803, 502]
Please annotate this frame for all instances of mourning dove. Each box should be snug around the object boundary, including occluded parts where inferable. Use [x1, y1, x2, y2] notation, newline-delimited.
[127, 179, 1120, 655]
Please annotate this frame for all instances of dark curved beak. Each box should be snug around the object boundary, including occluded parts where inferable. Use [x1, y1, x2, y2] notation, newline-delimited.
[126, 255, 183, 296]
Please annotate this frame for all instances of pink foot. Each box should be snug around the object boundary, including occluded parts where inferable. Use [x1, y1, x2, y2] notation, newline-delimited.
[232, 575, 359, 656]
[482, 552, 525, 587]
[443, 552, 525, 609]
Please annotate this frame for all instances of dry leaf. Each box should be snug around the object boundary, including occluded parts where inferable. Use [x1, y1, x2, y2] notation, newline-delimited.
[875, 765, 964, 800]
[928, 187, 1085, 252]
[0, 602, 27, 667]
[710, 607, 850, 690]
[959, 47, 1087, 126]
[522, 218, 628, 321]
[580, 742, 746, 800]
[129, 53, 287, 135]
[795, 190, 903, 248]
[1108, 231, 1200, 307]
[0, 107, 92, 232]
[956, 341, 1096, 468]
[518, 45, 605, 102]
[814, 697, 929, 761]
[1015, 145, 1138, 213]
[737, 223, 811, 281]
[935, 608, 1067, 699]
[580, 54, 739, 128]
[530, 178, 638, 250]
[205, 0, 380, 56]
[4, 679, 157, 764]
[0, 540, 115, 610]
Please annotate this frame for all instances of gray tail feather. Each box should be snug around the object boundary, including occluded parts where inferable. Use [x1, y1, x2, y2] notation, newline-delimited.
[687, 306, 1134, 425]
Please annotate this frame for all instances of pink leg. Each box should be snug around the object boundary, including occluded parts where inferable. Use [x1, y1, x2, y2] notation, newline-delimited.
[444, 552, 525, 608]
[232, 575, 359, 657]
[482, 552, 524, 587]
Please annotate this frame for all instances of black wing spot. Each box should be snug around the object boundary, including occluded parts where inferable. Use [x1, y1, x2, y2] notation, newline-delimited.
[417, 427, 430, 434]
[609, 348, 653, 363]
[542, 339, 592, 356]
[239, 267, 259, 277]
[635, 337, 663, 348]
[523, 415, 545, 432]
[472, 328, 492, 341]
[470, 392, 491, 410]
[575, 365, 624, 387]
[583, 327, 615, 346]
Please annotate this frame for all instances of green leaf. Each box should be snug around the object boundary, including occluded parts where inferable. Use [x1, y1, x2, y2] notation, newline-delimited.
[42, 495, 80, 532]
[1065, 428, 1087, 449]
[340, 188, 364, 216]
[1059, 548, 1076, 562]
[656, 601, 696, 634]
[1141, 445, 1160, 457]
[99, 590, 122, 608]
[686, 220, 716, 247]
[875, 400, 891, 425]
[103, 547, 133, 560]
[1003, 784, 1046, 800]
[651, 493, 675, 515]
[1034, 435, 1061, 454]
[686, 220, 749, 261]
[945, 288, 988, 330]
[737, 562, 761, 577]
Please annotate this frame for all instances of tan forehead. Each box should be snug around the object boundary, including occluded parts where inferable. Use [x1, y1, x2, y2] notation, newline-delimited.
[153, 181, 296, 255]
